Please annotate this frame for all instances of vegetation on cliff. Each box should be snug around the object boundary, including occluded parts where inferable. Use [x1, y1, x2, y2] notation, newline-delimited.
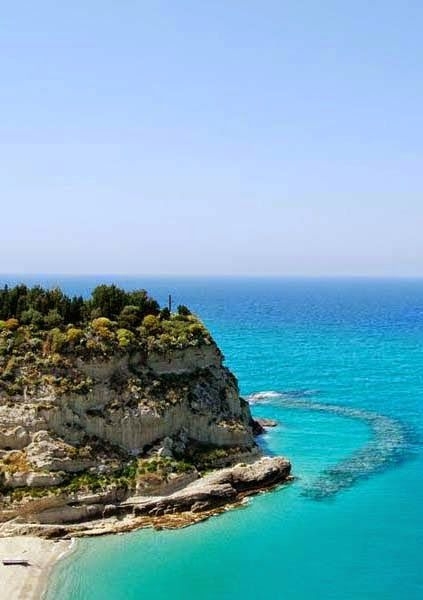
[0, 284, 212, 399]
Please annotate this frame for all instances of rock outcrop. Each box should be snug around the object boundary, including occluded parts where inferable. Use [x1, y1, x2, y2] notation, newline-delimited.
[0, 322, 291, 534]
[0, 457, 291, 537]
[130, 457, 291, 516]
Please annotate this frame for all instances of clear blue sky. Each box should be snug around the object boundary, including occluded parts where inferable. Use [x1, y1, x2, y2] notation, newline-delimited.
[1, 1, 422, 276]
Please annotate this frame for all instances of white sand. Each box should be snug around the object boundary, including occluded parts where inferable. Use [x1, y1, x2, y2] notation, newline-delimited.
[0, 536, 72, 600]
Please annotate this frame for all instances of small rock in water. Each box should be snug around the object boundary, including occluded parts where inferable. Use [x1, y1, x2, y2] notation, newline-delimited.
[256, 418, 278, 428]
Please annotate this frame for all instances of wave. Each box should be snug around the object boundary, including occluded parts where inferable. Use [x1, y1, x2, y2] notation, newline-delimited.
[248, 391, 282, 403]
[248, 389, 318, 404]
[246, 391, 416, 500]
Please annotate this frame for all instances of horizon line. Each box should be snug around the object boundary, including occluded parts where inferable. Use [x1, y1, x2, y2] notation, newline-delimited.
[1, 273, 423, 280]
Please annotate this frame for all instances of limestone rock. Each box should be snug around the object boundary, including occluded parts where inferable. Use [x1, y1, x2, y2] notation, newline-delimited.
[0, 426, 30, 450]
[157, 437, 174, 459]
[256, 418, 278, 428]
[4, 470, 65, 488]
[130, 456, 291, 517]
[0, 344, 256, 458]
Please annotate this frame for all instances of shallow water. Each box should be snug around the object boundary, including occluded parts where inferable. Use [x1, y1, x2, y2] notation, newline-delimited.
[247, 392, 414, 499]
[5, 276, 422, 599]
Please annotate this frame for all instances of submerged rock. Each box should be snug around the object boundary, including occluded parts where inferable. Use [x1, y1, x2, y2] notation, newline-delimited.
[251, 418, 278, 435]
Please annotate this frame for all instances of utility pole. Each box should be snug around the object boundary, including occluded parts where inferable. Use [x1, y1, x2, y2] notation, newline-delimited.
[168, 294, 172, 313]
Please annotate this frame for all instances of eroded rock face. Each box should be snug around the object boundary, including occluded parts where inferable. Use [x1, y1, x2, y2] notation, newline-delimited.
[145, 345, 222, 375]
[0, 342, 256, 493]
[25, 431, 95, 473]
[1, 344, 254, 457]
[4, 471, 65, 489]
[0, 426, 30, 450]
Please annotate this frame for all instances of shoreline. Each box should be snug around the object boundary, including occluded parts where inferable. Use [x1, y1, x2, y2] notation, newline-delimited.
[0, 494, 256, 600]
[1, 456, 291, 539]
[38, 537, 77, 600]
[0, 536, 74, 600]
[0, 456, 291, 598]
[0, 494, 274, 600]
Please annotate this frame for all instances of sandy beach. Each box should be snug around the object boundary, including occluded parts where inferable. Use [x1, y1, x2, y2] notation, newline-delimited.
[0, 536, 72, 600]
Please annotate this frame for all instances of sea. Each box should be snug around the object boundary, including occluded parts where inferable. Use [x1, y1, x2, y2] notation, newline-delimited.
[3, 276, 423, 599]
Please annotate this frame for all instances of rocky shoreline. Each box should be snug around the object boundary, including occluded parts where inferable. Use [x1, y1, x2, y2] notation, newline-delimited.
[1, 456, 291, 539]
[0, 455, 291, 600]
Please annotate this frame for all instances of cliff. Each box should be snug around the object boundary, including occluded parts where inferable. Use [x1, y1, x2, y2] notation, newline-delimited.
[0, 285, 291, 535]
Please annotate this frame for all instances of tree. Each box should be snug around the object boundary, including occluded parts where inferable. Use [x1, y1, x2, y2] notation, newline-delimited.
[90, 285, 127, 320]
[127, 290, 160, 318]
[0, 283, 165, 330]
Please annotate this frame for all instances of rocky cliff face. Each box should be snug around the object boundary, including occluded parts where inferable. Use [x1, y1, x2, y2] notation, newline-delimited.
[47, 345, 253, 453]
[0, 339, 255, 495]
[0, 331, 293, 536]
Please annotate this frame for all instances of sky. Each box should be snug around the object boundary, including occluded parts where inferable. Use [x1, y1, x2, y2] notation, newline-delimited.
[1, 1, 422, 276]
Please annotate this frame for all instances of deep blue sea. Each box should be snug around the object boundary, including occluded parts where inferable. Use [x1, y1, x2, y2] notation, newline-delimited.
[3, 276, 423, 599]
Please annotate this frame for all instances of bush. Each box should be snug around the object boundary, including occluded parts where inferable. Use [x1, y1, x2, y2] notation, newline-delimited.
[44, 309, 64, 328]
[90, 284, 128, 320]
[142, 314, 161, 333]
[160, 307, 171, 320]
[0, 284, 206, 360]
[21, 308, 44, 328]
[158, 333, 173, 348]
[4, 318, 19, 331]
[177, 305, 191, 316]
[188, 323, 204, 337]
[118, 305, 142, 329]
[48, 328, 67, 353]
[91, 317, 113, 330]
[117, 328, 135, 348]
[0, 284, 162, 328]
[66, 327, 83, 343]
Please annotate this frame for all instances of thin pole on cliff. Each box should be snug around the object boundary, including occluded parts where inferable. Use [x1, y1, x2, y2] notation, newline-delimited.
[168, 294, 172, 313]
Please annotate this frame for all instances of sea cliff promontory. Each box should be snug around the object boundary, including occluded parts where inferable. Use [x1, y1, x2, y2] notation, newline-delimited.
[0, 284, 291, 537]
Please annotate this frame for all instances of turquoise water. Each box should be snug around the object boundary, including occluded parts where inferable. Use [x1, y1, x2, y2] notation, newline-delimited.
[4, 277, 422, 599]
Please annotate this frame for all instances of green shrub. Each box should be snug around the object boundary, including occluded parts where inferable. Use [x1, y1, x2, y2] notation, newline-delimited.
[117, 328, 135, 348]
[21, 308, 44, 328]
[44, 309, 64, 328]
[118, 305, 142, 329]
[48, 328, 67, 352]
[66, 327, 83, 343]
[142, 314, 161, 333]
[91, 317, 113, 330]
[160, 307, 171, 320]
